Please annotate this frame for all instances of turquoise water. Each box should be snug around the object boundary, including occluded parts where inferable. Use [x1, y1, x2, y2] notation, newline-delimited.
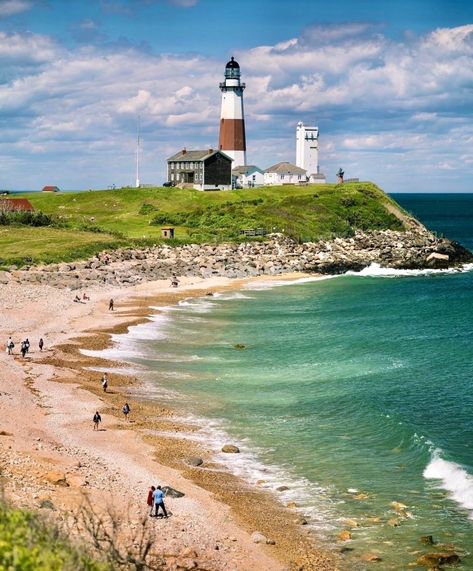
[111, 194, 473, 569]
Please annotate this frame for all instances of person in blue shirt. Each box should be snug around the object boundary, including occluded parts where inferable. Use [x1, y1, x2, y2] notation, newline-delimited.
[152, 485, 168, 518]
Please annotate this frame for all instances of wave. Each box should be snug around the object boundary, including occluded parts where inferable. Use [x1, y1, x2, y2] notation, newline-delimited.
[243, 275, 335, 291]
[424, 449, 473, 518]
[347, 262, 473, 278]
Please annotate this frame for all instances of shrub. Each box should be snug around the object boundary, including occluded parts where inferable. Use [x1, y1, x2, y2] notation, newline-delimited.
[0, 210, 54, 227]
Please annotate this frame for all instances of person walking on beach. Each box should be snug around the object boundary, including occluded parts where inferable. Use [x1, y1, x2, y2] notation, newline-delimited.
[153, 485, 168, 518]
[170, 274, 179, 288]
[20, 341, 27, 358]
[39, 338, 44, 351]
[122, 402, 130, 421]
[109, 298, 114, 311]
[101, 372, 109, 392]
[25, 338, 30, 354]
[93, 411, 102, 430]
[147, 486, 155, 516]
[6, 337, 14, 355]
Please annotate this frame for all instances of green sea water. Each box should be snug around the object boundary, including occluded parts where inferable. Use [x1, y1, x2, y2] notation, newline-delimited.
[106, 194, 473, 569]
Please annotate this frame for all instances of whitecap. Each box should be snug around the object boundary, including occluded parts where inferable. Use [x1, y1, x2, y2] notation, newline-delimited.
[346, 262, 473, 278]
[424, 449, 473, 518]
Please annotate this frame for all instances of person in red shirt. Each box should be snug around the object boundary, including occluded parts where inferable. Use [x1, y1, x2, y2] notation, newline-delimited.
[147, 486, 156, 516]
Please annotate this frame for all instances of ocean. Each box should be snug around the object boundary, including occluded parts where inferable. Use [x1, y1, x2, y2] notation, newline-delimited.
[101, 193, 473, 569]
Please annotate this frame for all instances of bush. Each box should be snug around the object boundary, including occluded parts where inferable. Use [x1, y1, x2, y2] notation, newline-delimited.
[0, 501, 107, 571]
[0, 210, 54, 227]
[138, 203, 157, 215]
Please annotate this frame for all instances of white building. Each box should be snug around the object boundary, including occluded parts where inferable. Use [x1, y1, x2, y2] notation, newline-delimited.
[264, 162, 307, 186]
[296, 121, 326, 183]
[232, 165, 264, 188]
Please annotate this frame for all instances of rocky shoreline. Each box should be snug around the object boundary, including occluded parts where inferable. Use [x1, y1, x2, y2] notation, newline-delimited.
[2, 228, 472, 288]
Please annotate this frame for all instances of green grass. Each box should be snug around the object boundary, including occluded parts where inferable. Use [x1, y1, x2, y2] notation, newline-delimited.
[1, 182, 409, 267]
[0, 503, 108, 571]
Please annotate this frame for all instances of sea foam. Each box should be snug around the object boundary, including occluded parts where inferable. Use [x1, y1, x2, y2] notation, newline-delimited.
[424, 450, 473, 518]
[347, 262, 473, 278]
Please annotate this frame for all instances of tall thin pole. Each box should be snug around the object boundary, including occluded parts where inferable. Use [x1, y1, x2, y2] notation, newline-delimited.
[135, 115, 141, 188]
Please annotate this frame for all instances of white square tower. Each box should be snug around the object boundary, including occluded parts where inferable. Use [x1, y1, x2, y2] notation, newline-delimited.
[296, 121, 319, 177]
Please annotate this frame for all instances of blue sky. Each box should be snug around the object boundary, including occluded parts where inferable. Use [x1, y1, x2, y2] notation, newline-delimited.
[1, 0, 473, 192]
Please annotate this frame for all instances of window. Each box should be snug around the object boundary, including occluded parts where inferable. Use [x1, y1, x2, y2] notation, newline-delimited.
[280, 174, 284, 180]
[170, 173, 174, 181]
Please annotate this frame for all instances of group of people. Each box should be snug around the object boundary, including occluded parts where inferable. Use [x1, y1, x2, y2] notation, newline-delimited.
[92, 402, 130, 430]
[146, 485, 169, 518]
[6, 336, 44, 356]
[74, 292, 90, 303]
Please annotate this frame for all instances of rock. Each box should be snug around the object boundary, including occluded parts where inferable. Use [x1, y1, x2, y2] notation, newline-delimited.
[420, 535, 436, 545]
[44, 471, 69, 487]
[287, 501, 298, 508]
[162, 486, 185, 498]
[426, 252, 450, 267]
[221, 444, 240, 453]
[343, 518, 359, 528]
[416, 552, 460, 566]
[251, 531, 268, 544]
[39, 499, 55, 510]
[276, 485, 289, 492]
[390, 501, 408, 512]
[354, 493, 368, 500]
[387, 518, 401, 527]
[233, 344, 246, 350]
[186, 457, 204, 467]
[338, 530, 352, 541]
[256, 480, 266, 485]
[361, 553, 382, 562]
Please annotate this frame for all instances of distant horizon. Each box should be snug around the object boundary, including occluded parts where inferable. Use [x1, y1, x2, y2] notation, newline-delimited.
[1, 0, 473, 193]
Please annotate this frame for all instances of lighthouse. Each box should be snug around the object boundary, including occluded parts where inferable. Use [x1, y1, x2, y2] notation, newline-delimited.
[296, 121, 319, 176]
[219, 57, 247, 167]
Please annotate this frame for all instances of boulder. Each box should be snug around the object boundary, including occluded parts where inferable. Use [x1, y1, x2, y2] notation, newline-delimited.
[186, 457, 204, 467]
[221, 444, 240, 454]
[338, 530, 352, 542]
[44, 471, 69, 487]
[162, 486, 185, 498]
[287, 501, 298, 509]
[276, 485, 289, 492]
[39, 499, 56, 510]
[416, 552, 460, 566]
[420, 535, 436, 545]
[251, 532, 268, 544]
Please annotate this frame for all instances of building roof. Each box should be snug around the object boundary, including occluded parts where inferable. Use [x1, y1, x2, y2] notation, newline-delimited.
[42, 185, 60, 192]
[264, 162, 307, 175]
[167, 149, 233, 162]
[232, 165, 263, 175]
[0, 198, 34, 212]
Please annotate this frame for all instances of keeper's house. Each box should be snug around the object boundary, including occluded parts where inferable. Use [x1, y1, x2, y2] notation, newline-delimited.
[264, 162, 307, 186]
[166, 148, 232, 191]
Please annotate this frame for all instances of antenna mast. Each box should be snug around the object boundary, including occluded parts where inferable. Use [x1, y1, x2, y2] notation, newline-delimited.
[135, 115, 141, 188]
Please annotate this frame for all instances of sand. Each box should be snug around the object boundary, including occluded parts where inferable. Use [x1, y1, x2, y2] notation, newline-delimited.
[0, 275, 338, 570]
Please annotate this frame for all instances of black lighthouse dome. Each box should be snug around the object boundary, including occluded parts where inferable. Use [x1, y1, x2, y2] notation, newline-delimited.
[226, 56, 240, 69]
[225, 56, 240, 79]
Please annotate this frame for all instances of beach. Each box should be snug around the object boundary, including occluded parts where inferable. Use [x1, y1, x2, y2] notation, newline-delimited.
[0, 275, 336, 571]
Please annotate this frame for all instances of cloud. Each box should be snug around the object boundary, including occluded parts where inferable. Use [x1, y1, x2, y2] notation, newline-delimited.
[0, 0, 33, 17]
[1, 23, 473, 190]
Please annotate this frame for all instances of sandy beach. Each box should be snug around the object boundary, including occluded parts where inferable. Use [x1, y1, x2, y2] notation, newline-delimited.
[0, 275, 337, 571]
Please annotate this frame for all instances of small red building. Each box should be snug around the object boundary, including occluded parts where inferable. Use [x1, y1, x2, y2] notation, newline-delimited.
[0, 198, 34, 212]
[42, 185, 60, 192]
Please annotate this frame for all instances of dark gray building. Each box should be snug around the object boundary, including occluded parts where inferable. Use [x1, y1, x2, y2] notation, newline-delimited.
[166, 148, 232, 190]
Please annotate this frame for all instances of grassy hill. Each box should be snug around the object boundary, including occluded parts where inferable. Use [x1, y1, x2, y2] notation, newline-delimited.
[2, 182, 412, 267]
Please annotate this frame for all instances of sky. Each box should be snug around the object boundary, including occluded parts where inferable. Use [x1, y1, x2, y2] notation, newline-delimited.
[1, 0, 473, 192]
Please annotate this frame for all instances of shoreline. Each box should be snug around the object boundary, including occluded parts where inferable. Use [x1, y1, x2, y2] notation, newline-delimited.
[0, 273, 337, 570]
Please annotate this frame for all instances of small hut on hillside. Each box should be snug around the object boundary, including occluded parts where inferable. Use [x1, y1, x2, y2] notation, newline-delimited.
[42, 185, 60, 192]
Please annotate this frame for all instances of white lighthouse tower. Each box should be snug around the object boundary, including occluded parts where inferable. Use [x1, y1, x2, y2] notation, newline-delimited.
[219, 57, 247, 167]
[296, 121, 319, 178]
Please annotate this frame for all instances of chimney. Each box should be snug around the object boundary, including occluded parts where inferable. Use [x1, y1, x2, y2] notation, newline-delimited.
[182, 148, 187, 154]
